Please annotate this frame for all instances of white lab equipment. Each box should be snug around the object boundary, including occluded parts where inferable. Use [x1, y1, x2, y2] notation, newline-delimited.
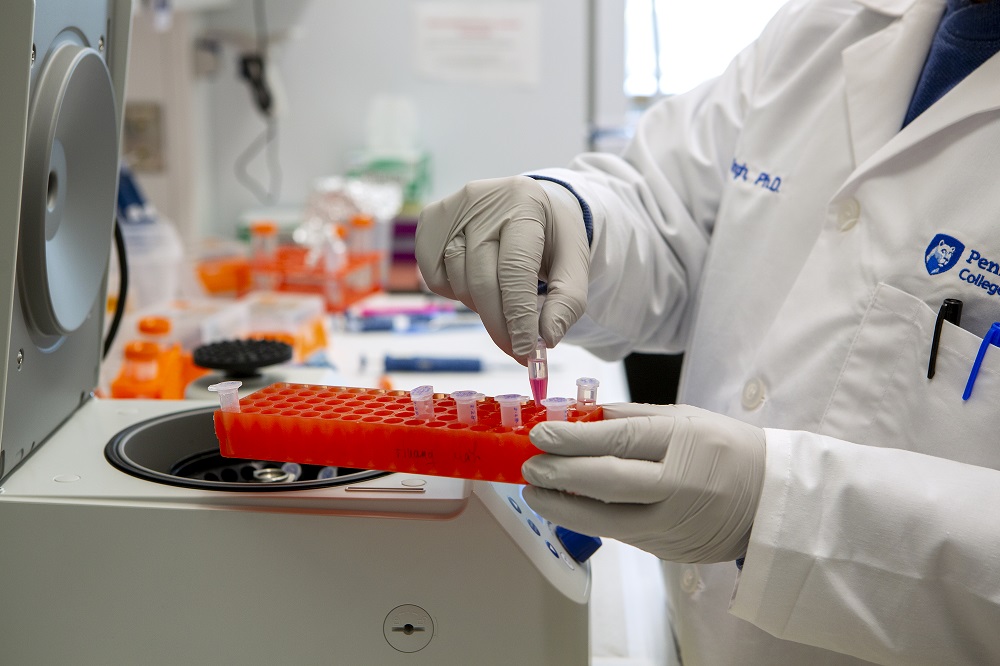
[0, 3, 593, 664]
[120, 209, 184, 308]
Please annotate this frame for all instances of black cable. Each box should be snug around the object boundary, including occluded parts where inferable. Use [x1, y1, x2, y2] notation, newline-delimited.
[103, 216, 129, 359]
[234, 118, 281, 204]
[234, 0, 282, 205]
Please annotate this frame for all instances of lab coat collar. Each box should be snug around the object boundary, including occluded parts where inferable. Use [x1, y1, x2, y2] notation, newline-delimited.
[841, 0, 1000, 189]
[842, 0, 945, 168]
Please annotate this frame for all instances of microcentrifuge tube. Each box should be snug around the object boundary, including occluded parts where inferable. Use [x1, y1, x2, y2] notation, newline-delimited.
[541, 397, 574, 421]
[495, 394, 526, 429]
[410, 385, 435, 420]
[450, 390, 481, 425]
[208, 380, 243, 413]
[575, 377, 600, 412]
[528, 337, 548, 406]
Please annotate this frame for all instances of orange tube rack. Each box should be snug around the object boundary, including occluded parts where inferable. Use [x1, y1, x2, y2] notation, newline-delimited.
[213, 383, 604, 484]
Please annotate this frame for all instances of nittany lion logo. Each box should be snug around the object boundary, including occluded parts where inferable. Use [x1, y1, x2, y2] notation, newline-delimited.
[925, 234, 964, 275]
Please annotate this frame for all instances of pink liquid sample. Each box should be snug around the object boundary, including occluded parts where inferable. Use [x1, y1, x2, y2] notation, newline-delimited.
[529, 376, 548, 406]
[528, 339, 549, 406]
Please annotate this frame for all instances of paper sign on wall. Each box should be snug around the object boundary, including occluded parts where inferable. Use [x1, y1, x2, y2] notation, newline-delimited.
[414, 2, 541, 87]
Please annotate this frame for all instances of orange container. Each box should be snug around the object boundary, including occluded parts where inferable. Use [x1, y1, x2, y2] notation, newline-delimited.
[214, 384, 604, 484]
[273, 246, 382, 312]
[111, 341, 162, 399]
[111, 317, 209, 399]
[197, 256, 252, 296]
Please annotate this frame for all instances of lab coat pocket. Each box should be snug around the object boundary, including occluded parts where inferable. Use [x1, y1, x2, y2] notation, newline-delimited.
[821, 283, 1000, 469]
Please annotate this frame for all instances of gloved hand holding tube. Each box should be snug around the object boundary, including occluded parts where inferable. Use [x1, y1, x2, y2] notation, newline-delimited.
[415, 176, 590, 363]
[521, 403, 767, 564]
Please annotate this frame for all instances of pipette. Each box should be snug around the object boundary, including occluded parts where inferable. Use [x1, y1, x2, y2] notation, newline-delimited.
[528, 337, 548, 406]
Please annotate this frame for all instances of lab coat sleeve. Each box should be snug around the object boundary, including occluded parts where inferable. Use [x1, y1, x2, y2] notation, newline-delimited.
[527, 15, 771, 361]
[731, 428, 1000, 665]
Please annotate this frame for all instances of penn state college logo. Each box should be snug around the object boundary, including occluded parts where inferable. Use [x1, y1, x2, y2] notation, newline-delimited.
[924, 234, 964, 275]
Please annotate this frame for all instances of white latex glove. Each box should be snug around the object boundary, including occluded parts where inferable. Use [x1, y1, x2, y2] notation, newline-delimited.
[522, 403, 766, 563]
[415, 176, 589, 362]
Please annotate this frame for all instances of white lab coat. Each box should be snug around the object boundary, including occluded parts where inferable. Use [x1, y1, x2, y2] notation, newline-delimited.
[535, 0, 1000, 663]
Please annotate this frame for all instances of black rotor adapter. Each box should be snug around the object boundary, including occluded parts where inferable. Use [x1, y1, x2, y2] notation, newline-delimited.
[193, 338, 293, 379]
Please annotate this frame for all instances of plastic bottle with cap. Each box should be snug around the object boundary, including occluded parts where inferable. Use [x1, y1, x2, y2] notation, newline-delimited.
[111, 341, 162, 398]
[136, 315, 185, 399]
[348, 214, 375, 255]
[323, 224, 349, 273]
[250, 220, 281, 291]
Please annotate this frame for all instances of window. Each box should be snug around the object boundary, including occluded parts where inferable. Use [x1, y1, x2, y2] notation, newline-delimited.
[625, 0, 789, 98]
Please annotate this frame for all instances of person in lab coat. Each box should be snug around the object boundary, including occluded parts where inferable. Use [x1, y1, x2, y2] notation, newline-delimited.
[415, 0, 1000, 663]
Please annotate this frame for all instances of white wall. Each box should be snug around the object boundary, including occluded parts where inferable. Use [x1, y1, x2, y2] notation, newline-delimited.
[125, 10, 212, 243]
[123, 0, 628, 241]
[197, 0, 604, 237]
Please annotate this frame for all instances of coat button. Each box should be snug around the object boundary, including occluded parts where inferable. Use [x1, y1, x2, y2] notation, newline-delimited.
[741, 378, 765, 410]
[837, 198, 860, 231]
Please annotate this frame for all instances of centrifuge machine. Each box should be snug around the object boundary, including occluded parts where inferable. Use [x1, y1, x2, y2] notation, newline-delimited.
[0, 2, 591, 663]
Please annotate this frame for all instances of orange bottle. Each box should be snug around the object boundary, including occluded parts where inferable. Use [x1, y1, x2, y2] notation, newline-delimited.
[111, 341, 162, 398]
[249, 220, 281, 291]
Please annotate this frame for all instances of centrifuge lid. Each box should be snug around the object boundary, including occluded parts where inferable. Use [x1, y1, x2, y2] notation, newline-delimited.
[0, 0, 132, 481]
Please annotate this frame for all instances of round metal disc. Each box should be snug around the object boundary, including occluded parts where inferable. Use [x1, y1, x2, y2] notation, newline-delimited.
[19, 43, 118, 336]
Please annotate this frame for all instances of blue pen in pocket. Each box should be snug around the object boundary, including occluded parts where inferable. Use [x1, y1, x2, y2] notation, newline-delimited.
[962, 322, 1000, 401]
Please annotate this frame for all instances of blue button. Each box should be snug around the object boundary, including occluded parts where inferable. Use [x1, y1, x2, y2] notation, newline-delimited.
[508, 497, 521, 513]
[545, 541, 559, 558]
[554, 526, 603, 563]
[527, 519, 540, 536]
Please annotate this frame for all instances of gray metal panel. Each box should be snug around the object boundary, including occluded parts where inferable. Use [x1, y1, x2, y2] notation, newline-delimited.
[0, 489, 588, 664]
[0, 0, 131, 481]
[0, 0, 38, 481]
